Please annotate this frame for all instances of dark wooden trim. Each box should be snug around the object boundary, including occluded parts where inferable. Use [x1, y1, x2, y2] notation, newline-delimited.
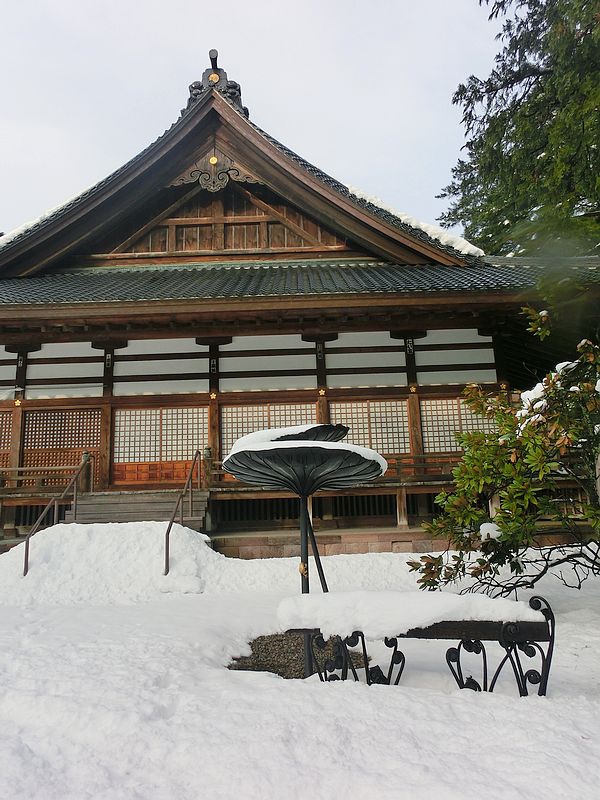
[15, 351, 29, 398]
[219, 368, 317, 379]
[219, 347, 316, 359]
[91, 340, 128, 351]
[326, 366, 408, 376]
[316, 341, 327, 387]
[416, 362, 496, 373]
[102, 348, 115, 397]
[116, 351, 210, 363]
[301, 333, 339, 344]
[209, 344, 220, 394]
[196, 336, 232, 346]
[5, 344, 41, 355]
[414, 341, 494, 352]
[112, 372, 210, 383]
[404, 338, 418, 387]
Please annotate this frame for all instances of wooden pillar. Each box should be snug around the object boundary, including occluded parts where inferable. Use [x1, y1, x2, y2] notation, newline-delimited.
[96, 402, 112, 490]
[396, 487, 408, 528]
[407, 392, 424, 458]
[8, 404, 24, 478]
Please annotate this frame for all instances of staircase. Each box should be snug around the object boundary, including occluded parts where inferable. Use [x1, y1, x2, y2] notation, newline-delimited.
[64, 489, 209, 531]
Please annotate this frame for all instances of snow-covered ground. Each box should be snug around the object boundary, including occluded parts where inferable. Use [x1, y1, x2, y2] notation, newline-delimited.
[1, 522, 599, 799]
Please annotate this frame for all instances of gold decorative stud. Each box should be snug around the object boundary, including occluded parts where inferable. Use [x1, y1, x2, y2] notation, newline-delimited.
[210, 392, 217, 400]
[318, 388, 326, 396]
[209, 73, 220, 83]
[500, 383, 508, 390]
[14, 398, 21, 406]
[409, 386, 417, 393]
[209, 156, 218, 165]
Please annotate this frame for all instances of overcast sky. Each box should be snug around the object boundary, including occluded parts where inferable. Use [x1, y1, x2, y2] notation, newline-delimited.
[0, 0, 502, 238]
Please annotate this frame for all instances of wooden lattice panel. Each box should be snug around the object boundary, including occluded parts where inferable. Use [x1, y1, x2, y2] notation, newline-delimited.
[420, 399, 496, 453]
[221, 403, 316, 455]
[22, 409, 102, 486]
[23, 410, 101, 450]
[0, 411, 12, 467]
[330, 400, 410, 453]
[112, 407, 208, 485]
[459, 403, 497, 435]
[113, 409, 161, 463]
[161, 407, 209, 460]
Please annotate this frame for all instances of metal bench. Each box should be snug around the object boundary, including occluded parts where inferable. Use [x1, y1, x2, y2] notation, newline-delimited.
[300, 596, 555, 696]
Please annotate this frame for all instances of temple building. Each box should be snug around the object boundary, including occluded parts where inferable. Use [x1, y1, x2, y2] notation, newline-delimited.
[1, 52, 597, 556]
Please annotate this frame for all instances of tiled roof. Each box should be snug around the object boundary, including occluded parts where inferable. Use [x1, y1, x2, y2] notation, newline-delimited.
[1, 257, 598, 306]
[0, 91, 480, 266]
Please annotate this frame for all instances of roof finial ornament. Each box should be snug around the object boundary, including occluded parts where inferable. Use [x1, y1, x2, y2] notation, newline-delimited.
[183, 49, 249, 118]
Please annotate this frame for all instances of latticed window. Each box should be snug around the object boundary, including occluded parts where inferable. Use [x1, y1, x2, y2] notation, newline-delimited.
[420, 398, 496, 453]
[221, 403, 317, 455]
[0, 411, 12, 469]
[23, 410, 101, 451]
[113, 407, 208, 463]
[22, 409, 102, 483]
[330, 400, 410, 453]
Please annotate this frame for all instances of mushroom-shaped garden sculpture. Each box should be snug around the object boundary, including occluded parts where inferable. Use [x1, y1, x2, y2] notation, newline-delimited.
[223, 423, 387, 595]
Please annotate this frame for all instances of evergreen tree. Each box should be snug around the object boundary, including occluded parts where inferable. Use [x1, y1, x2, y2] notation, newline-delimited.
[439, 0, 600, 256]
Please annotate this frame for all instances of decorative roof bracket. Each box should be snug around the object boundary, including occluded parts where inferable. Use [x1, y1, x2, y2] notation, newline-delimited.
[169, 144, 261, 192]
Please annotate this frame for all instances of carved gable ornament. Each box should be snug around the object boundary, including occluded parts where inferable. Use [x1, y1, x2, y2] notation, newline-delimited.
[169, 146, 261, 192]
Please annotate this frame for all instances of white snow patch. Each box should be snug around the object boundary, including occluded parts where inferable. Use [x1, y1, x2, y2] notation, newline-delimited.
[277, 589, 542, 639]
[479, 521, 503, 541]
[1, 521, 600, 799]
[346, 185, 485, 257]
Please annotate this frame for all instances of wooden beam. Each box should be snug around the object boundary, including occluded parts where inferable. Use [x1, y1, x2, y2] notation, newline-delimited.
[233, 185, 323, 246]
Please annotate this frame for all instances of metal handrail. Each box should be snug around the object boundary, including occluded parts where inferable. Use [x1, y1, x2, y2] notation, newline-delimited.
[22, 454, 93, 576]
[164, 450, 203, 576]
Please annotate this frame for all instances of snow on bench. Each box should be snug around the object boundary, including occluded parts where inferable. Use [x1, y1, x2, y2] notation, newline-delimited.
[277, 590, 555, 696]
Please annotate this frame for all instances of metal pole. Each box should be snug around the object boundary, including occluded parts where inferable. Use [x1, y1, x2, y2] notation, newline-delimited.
[306, 512, 329, 593]
[299, 495, 313, 678]
[299, 496, 310, 594]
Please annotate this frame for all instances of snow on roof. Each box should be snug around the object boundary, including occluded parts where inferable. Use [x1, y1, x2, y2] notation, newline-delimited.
[277, 589, 544, 640]
[346, 186, 485, 258]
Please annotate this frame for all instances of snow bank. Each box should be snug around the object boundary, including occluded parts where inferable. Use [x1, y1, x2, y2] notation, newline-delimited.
[0, 523, 212, 605]
[277, 589, 544, 639]
[0, 521, 428, 606]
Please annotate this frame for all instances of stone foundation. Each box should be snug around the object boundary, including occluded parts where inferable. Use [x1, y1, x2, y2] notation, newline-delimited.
[211, 527, 448, 559]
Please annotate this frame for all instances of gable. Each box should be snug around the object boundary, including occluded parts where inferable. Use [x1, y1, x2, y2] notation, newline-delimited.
[112, 183, 352, 259]
[0, 83, 479, 278]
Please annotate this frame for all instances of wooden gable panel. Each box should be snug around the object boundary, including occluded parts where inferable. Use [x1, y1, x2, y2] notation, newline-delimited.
[121, 184, 349, 257]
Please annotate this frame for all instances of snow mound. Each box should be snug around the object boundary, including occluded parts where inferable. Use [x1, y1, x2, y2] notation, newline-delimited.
[0, 521, 430, 606]
[0, 522, 213, 606]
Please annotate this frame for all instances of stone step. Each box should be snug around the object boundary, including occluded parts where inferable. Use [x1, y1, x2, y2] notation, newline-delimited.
[63, 489, 208, 529]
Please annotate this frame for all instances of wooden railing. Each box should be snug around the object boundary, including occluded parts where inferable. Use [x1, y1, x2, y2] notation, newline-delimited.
[206, 452, 462, 489]
[163, 449, 203, 576]
[22, 453, 94, 576]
